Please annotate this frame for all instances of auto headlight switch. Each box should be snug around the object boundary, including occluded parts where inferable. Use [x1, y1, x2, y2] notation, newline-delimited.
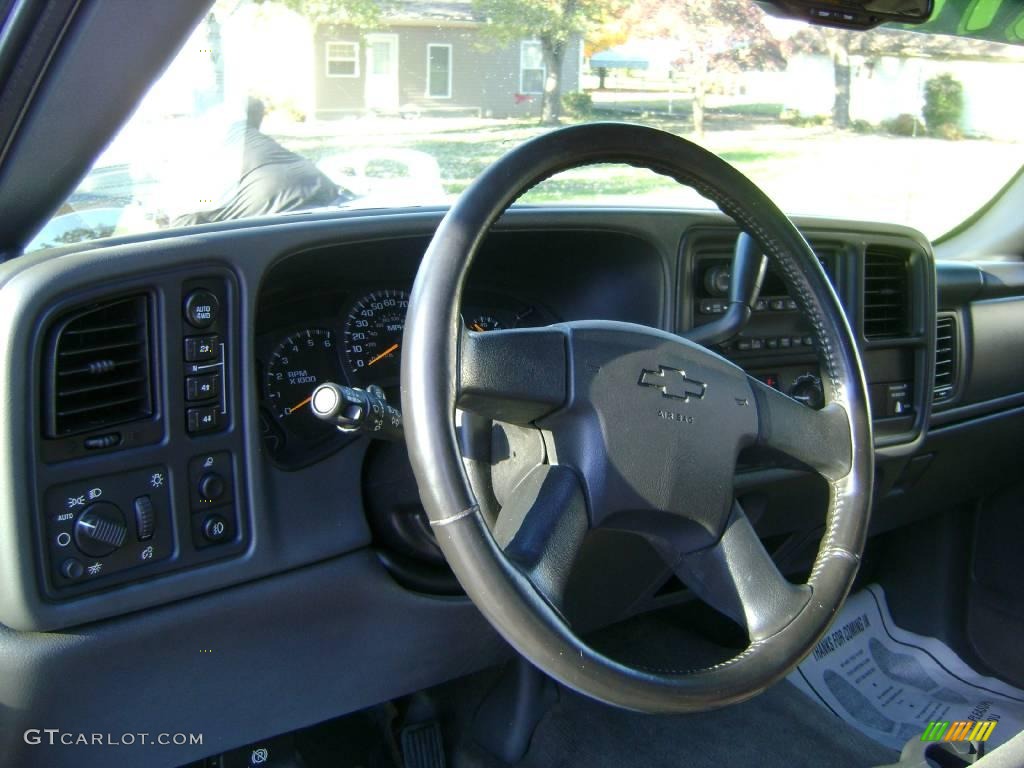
[74, 502, 128, 557]
[44, 465, 172, 590]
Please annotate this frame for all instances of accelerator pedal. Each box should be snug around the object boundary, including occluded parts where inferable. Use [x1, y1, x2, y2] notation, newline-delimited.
[401, 720, 446, 768]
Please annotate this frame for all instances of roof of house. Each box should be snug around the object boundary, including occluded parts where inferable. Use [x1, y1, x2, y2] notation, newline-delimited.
[384, 0, 480, 24]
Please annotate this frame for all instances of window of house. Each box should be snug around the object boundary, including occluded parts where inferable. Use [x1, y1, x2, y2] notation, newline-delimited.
[426, 44, 452, 99]
[519, 41, 545, 95]
[326, 41, 359, 78]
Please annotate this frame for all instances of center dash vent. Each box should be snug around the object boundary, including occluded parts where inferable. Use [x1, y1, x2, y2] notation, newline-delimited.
[863, 245, 911, 339]
[692, 233, 838, 297]
[45, 295, 154, 437]
[810, 243, 841, 285]
[934, 314, 958, 403]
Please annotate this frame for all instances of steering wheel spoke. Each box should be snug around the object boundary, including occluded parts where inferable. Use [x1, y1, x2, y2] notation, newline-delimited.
[747, 375, 853, 480]
[457, 325, 568, 425]
[491, 464, 590, 616]
[673, 501, 811, 642]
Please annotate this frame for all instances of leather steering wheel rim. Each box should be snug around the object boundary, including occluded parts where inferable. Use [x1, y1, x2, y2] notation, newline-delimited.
[400, 123, 874, 713]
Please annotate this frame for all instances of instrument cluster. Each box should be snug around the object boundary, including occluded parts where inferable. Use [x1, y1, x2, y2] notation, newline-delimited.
[257, 288, 554, 467]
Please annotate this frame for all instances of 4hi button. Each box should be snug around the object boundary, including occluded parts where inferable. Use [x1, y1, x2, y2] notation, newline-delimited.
[184, 289, 220, 329]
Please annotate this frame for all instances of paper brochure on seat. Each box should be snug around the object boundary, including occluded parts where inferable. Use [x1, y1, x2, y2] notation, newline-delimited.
[788, 584, 1024, 750]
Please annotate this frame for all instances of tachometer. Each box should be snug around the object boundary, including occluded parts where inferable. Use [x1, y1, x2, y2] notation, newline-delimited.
[264, 328, 342, 441]
[343, 289, 409, 384]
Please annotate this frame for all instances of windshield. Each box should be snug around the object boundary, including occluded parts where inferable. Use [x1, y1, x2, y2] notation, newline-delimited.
[29, 0, 1024, 252]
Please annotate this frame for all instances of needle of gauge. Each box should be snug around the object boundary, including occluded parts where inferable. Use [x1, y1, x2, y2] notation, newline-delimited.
[471, 323, 485, 332]
[285, 394, 313, 415]
[367, 342, 399, 367]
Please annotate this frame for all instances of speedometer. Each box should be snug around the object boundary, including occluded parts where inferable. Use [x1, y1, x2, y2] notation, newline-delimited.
[342, 289, 409, 385]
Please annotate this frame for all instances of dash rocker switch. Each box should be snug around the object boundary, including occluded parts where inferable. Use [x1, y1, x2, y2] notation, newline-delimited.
[133, 496, 155, 541]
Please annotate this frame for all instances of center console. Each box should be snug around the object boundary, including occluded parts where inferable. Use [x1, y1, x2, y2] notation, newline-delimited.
[682, 226, 935, 451]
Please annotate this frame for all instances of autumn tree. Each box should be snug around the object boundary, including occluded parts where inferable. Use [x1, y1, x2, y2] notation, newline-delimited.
[624, 0, 784, 136]
[586, 11, 631, 88]
[474, 0, 622, 124]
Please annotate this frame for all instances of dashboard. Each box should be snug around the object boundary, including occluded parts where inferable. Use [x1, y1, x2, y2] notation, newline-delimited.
[1, 206, 1023, 768]
[257, 284, 555, 467]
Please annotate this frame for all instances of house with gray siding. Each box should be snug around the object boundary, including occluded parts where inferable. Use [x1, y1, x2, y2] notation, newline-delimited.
[313, 2, 581, 119]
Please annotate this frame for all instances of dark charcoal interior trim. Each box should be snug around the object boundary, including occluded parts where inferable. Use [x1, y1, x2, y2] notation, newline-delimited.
[0, 550, 509, 768]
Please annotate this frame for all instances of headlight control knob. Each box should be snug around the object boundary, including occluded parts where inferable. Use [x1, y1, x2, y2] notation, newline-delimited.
[74, 502, 128, 558]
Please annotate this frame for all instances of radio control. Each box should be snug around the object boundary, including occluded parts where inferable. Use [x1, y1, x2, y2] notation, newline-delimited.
[790, 374, 825, 410]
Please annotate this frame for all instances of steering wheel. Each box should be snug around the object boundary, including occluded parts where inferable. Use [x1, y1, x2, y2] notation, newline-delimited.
[400, 123, 873, 713]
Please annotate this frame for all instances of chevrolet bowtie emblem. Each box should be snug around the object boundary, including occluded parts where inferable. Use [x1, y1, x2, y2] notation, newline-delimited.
[638, 366, 707, 402]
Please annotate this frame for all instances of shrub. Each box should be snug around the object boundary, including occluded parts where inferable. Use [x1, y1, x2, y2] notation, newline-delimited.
[882, 113, 924, 137]
[261, 96, 307, 124]
[923, 73, 964, 136]
[933, 123, 963, 141]
[850, 119, 875, 134]
[780, 111, 829, 127]
[562, 91, 593, 117]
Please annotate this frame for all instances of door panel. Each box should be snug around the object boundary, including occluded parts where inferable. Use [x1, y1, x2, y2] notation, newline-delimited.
[364, 34, 399, 111]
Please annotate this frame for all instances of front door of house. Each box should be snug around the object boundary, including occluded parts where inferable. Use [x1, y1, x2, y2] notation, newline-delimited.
[364, 34, 399, 112]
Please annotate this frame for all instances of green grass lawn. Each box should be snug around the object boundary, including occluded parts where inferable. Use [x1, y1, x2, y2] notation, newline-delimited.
[275, 113, 1024, 240]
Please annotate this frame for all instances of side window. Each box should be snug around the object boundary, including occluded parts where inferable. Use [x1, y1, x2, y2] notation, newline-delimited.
[426, 44, 452, 98]
[519, 40, 545, 94]
[326, 41, 360, 78]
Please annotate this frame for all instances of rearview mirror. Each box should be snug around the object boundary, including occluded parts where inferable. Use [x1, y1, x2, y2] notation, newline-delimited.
[756, 0, 933, 30]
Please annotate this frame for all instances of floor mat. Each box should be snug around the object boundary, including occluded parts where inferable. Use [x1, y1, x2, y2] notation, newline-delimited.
[455, 680, 898, 768]
[452, 605, 897, 768]
[788, 584, 1024, 751]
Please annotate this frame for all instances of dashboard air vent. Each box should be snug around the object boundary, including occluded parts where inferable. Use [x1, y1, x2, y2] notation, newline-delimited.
[934, 314, 957, 403]
[45, 295, 154, 437]
[863, 245, 911, 339]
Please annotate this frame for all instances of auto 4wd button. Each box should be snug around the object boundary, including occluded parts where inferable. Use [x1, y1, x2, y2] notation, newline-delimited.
[184, 289, 220, 328]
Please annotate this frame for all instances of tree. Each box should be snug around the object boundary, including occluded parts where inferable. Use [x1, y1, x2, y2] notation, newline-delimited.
[922, 73, 964, 134]
[623, 0, 784, 137]
[585, 9, 630, 58]
[270, 0, 386, 28]
[787, 27, 889, 129]
[473, 0, 620, 124]
[785, 26, 990, 129]
[586, 11, 631, 89]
